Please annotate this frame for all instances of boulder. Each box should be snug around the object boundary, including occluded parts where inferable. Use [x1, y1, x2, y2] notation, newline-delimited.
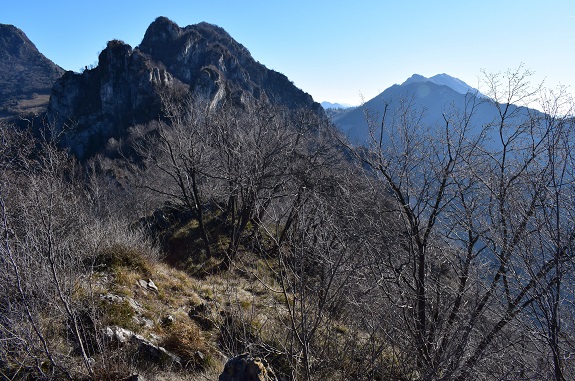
[102, 325, 136, 344]
[137, 278, 159, 292]
[137, 340, 181, 369]
[218, 354, 277, 381]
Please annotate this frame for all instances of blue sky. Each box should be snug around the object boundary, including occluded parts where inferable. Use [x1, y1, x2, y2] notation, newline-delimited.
[4, 1, 574, 105]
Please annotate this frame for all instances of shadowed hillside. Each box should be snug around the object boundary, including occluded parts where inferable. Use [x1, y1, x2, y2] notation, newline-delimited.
[0, 24, 64, 118]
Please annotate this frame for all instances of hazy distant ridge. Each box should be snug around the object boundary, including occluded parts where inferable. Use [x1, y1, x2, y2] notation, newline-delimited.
[331, 73, 521, 145]
[402, 73, 481, 95]
[321, 101, 354, 109]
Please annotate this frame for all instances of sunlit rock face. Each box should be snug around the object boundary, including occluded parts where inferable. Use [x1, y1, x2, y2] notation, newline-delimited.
[47, 16, 323, 160]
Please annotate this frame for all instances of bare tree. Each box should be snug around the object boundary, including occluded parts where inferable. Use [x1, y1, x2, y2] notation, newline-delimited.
[0, 128, 95, 379]
[134, 92, 330, 268]
[210, 104, 328, 264]
[253, 156, 369, 380]
[351, 66, 575, 380]
[133, 92, 215, 257]
[525, 86, 575, 381]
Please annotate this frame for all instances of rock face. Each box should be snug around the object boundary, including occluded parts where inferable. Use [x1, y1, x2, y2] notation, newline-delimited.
[47, 16, 323, 159]
[138, 17, 320, 112]
[0, 24, 64, 118]
[48, 39, 178, 158]
[219, 354, 277, 381]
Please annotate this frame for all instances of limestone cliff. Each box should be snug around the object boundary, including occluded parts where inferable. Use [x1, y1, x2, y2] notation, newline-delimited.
[47, 17, 323, 159]
[48, 40, 179, 158]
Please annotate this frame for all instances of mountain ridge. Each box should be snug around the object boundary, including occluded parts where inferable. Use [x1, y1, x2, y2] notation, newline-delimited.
[321, 101, 354, 109]
[0, 23, 64, 118]
[46, 17, 324, 159]
[331, 73, 524, 145]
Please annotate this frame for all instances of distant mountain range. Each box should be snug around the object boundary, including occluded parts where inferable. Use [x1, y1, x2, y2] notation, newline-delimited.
[321, 101, 354, 109]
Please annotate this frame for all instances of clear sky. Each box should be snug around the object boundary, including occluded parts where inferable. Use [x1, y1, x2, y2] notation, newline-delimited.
[3, 0, 574, 106]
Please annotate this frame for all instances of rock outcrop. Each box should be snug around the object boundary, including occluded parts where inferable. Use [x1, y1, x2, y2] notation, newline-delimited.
[48, 39, 179, 158]
[218, 354, 277, 381]
[103, 325, 182, 368]
[47, 16, 323, 160]
[138, 17, 321, 112]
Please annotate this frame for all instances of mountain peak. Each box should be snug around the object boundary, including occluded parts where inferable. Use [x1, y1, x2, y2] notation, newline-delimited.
[401, 74, 428, 86]
[47, 17, 322, 159]
[141, 16, 182, 46]
[401, 73, 479, 95]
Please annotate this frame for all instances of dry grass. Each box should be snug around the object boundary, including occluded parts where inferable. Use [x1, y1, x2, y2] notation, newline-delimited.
[78, 228, 384, 380]
[96, 243, 155, 276]
[160, 321, 214, 370]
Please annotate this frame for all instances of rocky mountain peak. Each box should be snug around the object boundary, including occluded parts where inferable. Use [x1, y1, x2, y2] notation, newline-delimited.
[98, 39, 133, 68]
[46, 17, 322, 159]
[138, 17, 254, 87]
[48, 37, 178, 159]
[140, 16, 182, 51]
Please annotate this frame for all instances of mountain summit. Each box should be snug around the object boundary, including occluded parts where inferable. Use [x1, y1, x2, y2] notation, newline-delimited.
[47, 17, 323, 159]
[0, 24, 64, 118]
[138, 17, 322, 111]
[402, 73, 480, 95]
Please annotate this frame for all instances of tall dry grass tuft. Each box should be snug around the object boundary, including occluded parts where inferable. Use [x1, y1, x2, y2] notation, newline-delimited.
[160, 321, 214, 371]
